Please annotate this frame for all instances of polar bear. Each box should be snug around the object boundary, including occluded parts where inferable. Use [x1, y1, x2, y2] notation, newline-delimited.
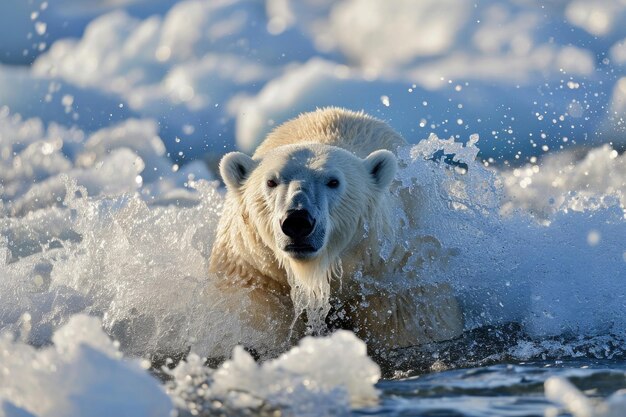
[210, 107, 462, 352]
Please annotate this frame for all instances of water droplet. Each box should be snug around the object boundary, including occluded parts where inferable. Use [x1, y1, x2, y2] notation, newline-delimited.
[34, 21, 47, 36]
[587, 230, 600, 246]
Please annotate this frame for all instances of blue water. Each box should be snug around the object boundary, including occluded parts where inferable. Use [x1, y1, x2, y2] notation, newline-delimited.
[364, 360, 626, 417]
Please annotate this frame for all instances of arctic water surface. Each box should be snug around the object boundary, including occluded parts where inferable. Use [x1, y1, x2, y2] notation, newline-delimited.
[1, 1, 626, 416]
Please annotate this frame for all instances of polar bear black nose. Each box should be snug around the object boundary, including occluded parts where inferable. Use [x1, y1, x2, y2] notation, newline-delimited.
[281, 209, 315, 239]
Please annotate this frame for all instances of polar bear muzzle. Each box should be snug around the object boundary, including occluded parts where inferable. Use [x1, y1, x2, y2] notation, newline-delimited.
[280, 208, 322, 259]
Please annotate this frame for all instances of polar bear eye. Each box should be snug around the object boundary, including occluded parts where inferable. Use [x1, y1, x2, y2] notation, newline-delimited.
[266, 179, 278, 188]
[327, 179, 340, 188]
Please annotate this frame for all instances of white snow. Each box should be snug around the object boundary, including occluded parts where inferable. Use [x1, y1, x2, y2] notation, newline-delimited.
[611, 39, 626, 65]
[316, 0, 471, 70]
[0, 0, 177, 65]
[0, 110, 212, 217]
[233, 55, 607, 159]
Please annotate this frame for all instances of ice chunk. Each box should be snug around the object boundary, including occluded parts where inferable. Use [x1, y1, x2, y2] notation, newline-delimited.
[167, 330, 380, 416]
[0, 315, 173, 417]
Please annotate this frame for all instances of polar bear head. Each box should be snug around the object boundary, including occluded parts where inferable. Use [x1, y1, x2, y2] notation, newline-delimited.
[219, 143, 397, 327]
[220, 143, 396, 263]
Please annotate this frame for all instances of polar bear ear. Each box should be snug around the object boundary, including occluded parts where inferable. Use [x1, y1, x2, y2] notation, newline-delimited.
[364, 150, 397, 190]
[219, 152, 257, 191]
